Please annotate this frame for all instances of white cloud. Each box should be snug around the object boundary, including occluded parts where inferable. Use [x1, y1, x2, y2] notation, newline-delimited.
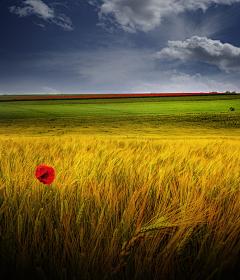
[42, 86, 61, 94]
[9, 0, 74, 31]
[132, 72, 240, 93]
[156, 36, 240, 71]
[34, 22, 45, 28]
[92, 0, 240, 33]
[9, 0, 54, 19]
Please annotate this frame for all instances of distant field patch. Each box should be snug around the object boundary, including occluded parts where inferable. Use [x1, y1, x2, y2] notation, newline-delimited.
[1, 95, 239, 138]
[0, 98, 240, 119]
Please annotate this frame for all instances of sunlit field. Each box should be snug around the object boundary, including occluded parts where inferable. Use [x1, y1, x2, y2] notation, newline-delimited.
[0, 135, 240, 280]
[0, 95, 240, 279]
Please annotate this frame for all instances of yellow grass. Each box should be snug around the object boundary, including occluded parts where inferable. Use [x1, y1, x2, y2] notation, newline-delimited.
[0, 135, 240, 280]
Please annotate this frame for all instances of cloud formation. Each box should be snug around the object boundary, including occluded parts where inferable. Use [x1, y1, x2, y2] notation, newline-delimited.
[42, 86, 60, 94]
[132, 72, 240, 93]
[92, 0, 240, 32]
[1, 45, 240, 94]
[156, 36, 240, 71]
[9, 0, 74, 31]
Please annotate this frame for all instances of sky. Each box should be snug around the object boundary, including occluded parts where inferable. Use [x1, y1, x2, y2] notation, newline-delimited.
[1, 0, 240, 95]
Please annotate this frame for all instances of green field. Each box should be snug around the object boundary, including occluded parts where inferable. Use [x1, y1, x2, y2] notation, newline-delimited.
[0, 95, 240, 138]
[1, 95, 240, 119]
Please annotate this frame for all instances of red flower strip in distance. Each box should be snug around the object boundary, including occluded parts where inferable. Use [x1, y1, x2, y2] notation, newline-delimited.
[0, 92, 235, 101]
[35, 165, 55, 185]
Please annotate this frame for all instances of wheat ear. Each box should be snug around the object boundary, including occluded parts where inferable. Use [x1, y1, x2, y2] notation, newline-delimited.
[111, 233, 145, 275]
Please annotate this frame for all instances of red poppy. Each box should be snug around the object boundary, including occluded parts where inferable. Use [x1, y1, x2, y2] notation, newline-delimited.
[35, 165, 55, 185]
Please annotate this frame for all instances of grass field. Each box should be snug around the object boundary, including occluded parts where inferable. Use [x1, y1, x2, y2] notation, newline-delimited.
[0, 95, 240, 280]
[0, 94, 240, 138]
[0, 95, 240, 120]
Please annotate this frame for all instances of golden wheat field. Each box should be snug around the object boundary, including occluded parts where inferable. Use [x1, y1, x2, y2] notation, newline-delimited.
[0, 135, 240, 280]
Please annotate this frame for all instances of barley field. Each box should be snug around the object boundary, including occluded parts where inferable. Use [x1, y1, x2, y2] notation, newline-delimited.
[0, 135, 240, 280]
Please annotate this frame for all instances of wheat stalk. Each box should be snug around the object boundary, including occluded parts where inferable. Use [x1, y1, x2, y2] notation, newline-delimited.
[76, 202, 85, 225]
[205, 268, 219, 280]
[176, 227, 193, 255]
[17, 213, 23, 239]
[54, 228, 60, 246]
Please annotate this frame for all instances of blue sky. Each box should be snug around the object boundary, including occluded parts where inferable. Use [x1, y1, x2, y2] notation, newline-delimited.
[1, 0, 240, 94]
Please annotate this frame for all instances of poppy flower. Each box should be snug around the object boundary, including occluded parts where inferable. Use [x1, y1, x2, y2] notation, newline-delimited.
[35, 165, 55, 185]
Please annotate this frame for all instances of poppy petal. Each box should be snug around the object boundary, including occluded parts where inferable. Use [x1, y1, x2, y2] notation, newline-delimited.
[35, 165, 55, 185]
